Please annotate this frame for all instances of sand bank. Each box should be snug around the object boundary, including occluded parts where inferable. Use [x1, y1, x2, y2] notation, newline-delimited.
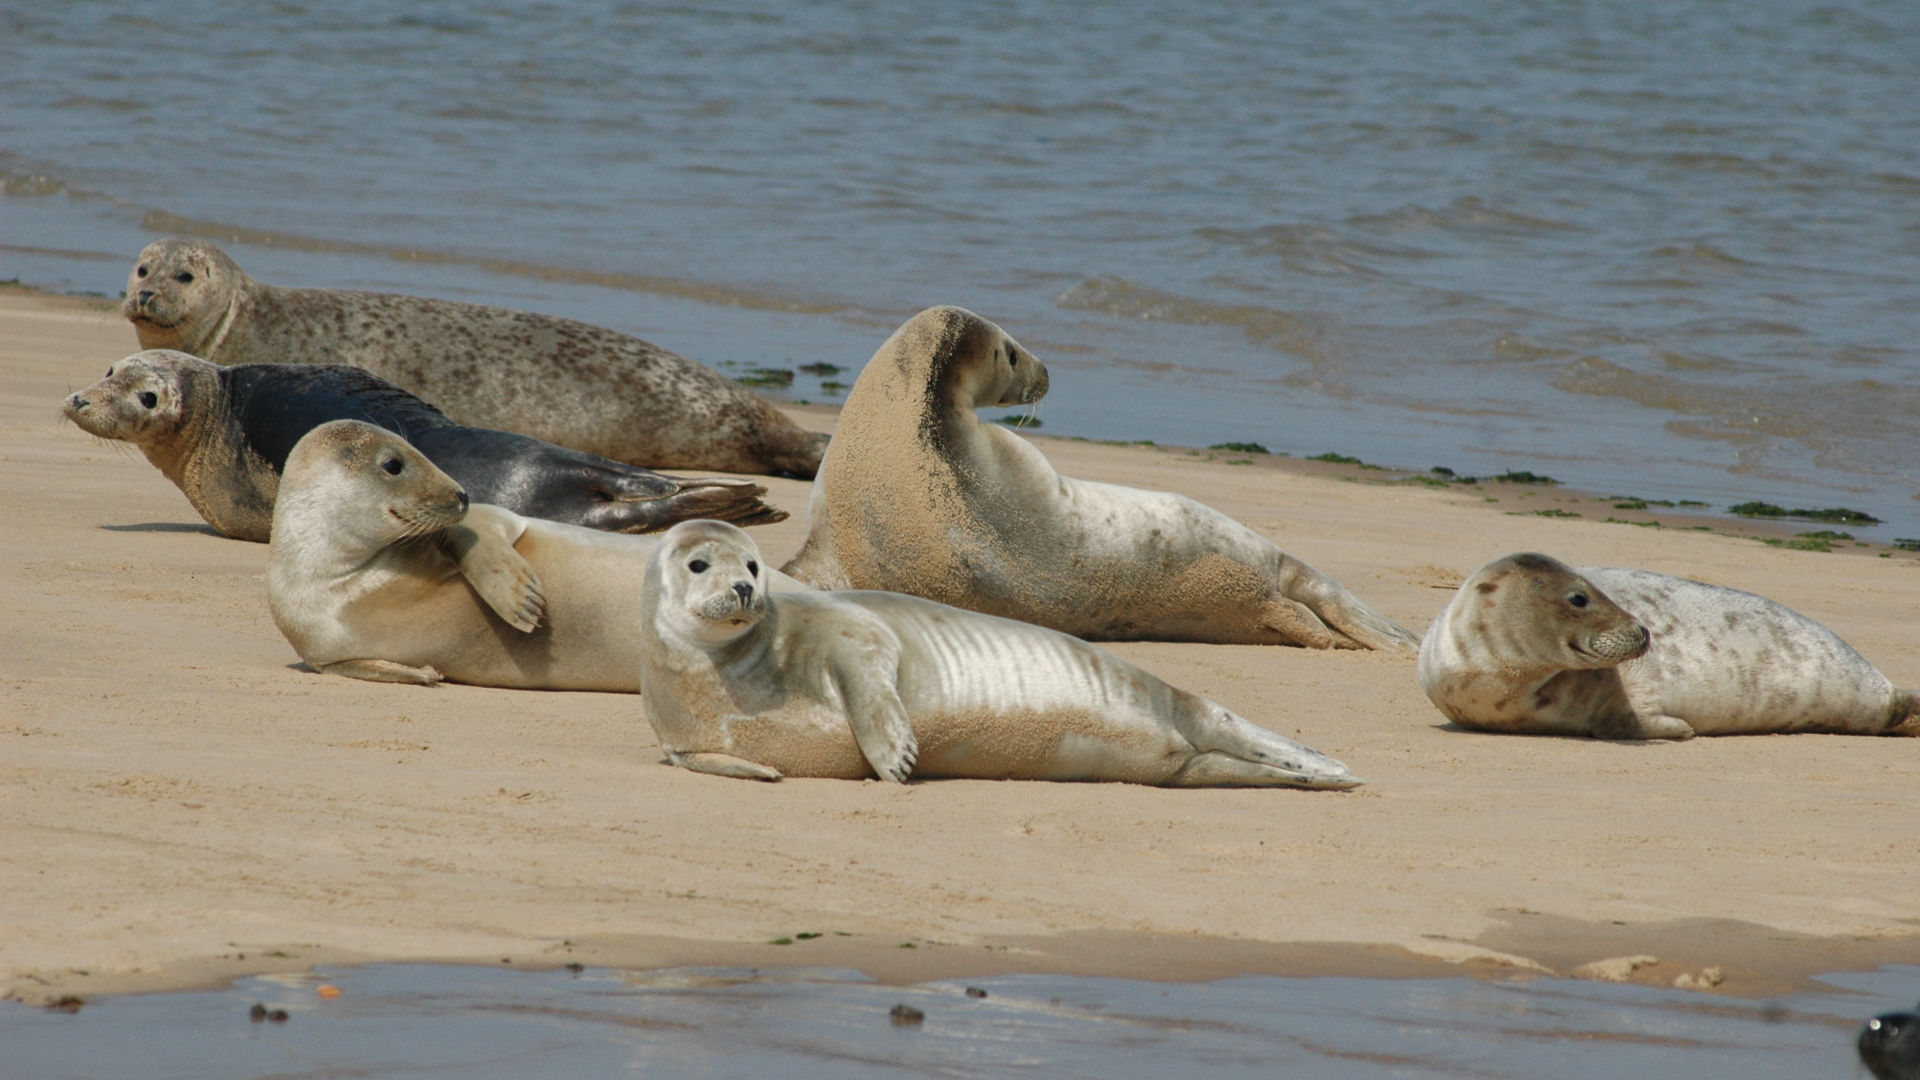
[3, 287, 1915, 1005]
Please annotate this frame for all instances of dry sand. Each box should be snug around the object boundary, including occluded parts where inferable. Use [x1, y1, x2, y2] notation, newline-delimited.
[4, 286, 1917, 1006]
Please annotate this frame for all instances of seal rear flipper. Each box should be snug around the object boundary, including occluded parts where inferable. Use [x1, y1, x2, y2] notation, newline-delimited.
[1885, 689, 1919, 735]
[1169, 702, 1359, 788]
[1169, 751, 1362, 789]
[666, 750, 783, 781]
[587, 477, 790, 534]
[318, 659, 443, 686]
[439, 510, 546, 633]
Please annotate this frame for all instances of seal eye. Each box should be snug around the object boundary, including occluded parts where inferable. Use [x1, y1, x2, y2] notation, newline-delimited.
[1569, 593, 1589, 609]
[138, 391, 158, 409]
[175, 271, 194, 284]
[746, 560, 759, 576]
[688, 559, 709, 574]
[105, 367, 115, 377]
[136, 266, 148, 278]
[381, 457, 403, 476]
[1007, 349, 1018, 367]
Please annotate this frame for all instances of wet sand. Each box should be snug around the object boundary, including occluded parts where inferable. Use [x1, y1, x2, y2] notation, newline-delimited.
[3, 286, 1917, 1006]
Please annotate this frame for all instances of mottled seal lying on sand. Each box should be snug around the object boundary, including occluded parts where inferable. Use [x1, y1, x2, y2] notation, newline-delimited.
[780, 306, 1418, 651]
[640, 520, 1362, 787]
[268, 420, 808, 689]
[1860, 1002, 1920, 1080]
[123, 237, 829, 477]
[64, 350, 784, 542]
[1417, 552, 1919, 738]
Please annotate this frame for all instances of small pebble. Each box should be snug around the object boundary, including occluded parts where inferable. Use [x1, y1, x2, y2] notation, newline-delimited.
[889, 1003, 925, 1027]
[248, 1003, 268, 1022]
[965, 987, 988, 999]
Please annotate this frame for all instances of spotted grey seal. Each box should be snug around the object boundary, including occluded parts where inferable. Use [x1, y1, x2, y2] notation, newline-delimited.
[64, 350, 785, 542]
[780, 305, 1419, 651]
[1417, 552, 1919, 738]
[123, 237, 829, 477]
[640, 520, 1362, 787]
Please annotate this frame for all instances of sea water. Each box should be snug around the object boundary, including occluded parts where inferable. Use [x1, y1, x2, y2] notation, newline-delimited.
[4, 963, 1917, 1078]
[4, 0, 1917, 534]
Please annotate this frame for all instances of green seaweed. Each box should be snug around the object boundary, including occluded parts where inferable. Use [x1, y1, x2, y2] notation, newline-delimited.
[1209, 441, 1270, 454]
[1892, 538, 1920, 552]
[797, 362, 843, 377]
[1494, 470, 1559, 485]
[1308, 451, 1363, 465]
[1531, 509, 1580, 518]
[738, 367, 797, 388]
[1727, 502, 1881, 525]
[997, 414, 1042, 429]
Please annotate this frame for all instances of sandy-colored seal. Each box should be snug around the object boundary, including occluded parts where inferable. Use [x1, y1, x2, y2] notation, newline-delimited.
[269, 419, 659, 690]
[122, 237, 830, 477]
[1417, 552, 1920, 738]
[639, 520, 1361, 787]
[63, 350, 786, 542]
[780, 306, 1419, 650]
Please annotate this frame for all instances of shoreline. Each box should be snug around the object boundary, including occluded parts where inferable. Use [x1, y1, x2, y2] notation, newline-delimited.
[4, 285, 1916, 1008]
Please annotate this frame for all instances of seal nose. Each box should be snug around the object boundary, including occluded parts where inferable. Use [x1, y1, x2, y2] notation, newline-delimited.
[68, 394, 88, 411]
[732, 581, 754, 605]
[456, 490, 470, 511]
[137, 289, 154, 306]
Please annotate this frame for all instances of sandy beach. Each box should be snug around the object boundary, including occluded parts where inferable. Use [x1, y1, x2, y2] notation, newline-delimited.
[4, 285, 1916, 1007]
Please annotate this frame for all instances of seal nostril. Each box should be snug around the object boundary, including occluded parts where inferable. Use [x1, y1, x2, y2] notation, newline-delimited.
[733, 582, 754, 604]
[456, 491, 470, 510]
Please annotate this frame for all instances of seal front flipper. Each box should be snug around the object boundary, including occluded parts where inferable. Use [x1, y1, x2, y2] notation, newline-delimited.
[829, 638, 918, 783]
[440, 505, 546, 633]
[319, 659, 443, 686]
[1592, 711, 1696, 740]
[666, 750, 783, 781]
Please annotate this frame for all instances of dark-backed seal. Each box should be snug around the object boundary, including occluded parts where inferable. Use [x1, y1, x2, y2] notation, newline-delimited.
[122, 237, 830, 477]
[64, 350, 785, 542]
[780, 306, 1419, 651]
[1860, 1003, 1920, 1080]
[639, 520, 1362, 787]
[1417, 552, 1920, 738]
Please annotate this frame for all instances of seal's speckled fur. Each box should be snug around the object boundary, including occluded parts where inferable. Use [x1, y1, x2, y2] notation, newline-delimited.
[1419, 552, 1919, 738]
[123, 238, 828, 478]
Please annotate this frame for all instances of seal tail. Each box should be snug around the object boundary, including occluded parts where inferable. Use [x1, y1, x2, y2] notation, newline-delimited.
[600, 478, 789, 533]
[755, 425, 831, 480]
